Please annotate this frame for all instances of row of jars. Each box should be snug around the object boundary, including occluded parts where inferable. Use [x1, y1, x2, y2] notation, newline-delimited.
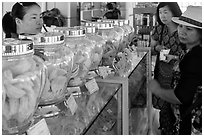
[2, 19, 134, 134]
[82, 19, 134, 66]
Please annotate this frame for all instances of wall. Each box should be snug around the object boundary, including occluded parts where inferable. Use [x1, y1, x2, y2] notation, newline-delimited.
[2, 2, 44, 15]
[2, 2, 79, 27]
[46, 2, 79, 27]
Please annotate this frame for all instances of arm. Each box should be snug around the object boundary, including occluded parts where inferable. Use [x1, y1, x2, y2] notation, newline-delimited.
[150, 37, 158, 55]
[149, 79, 181, 104]
[164, 54, 179, 63]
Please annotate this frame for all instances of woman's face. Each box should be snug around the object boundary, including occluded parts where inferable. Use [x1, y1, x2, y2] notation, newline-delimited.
[18, 5, 43, 35]
[177, 24, 201, 46]
[159, 6, 173, 25]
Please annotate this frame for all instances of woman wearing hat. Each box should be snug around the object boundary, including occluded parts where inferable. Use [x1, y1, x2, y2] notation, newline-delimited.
[149, 6, 202, 135]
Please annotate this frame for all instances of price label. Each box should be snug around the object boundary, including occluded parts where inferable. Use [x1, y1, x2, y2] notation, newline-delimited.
[27, 119, 50, 135]
[65, 94, 78, 115]
[85, 78, 99, 94]
[67, 86, 81, 94]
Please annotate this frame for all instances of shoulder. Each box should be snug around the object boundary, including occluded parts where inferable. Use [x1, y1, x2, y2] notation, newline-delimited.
[182, 46, 202, 73]
[151, 24, 164, 39]
[187, 46, 202, 61]
[153, 25, 164, 34]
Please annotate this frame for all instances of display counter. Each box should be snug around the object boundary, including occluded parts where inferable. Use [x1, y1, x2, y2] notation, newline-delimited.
[28, 47, 152, 135]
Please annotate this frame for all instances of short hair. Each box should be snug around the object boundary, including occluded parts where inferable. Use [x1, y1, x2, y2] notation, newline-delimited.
[106, 3, 114, 10]
[156, 2, 182, 25]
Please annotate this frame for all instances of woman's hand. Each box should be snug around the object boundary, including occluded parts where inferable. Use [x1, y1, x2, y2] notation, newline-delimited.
[164, 54, 178, 62]
[148, 79, 161, 96]
[154, 45, 166, 52]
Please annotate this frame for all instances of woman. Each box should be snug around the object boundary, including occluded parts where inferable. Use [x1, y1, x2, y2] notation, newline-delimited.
[149, 6, 202, 135]
[150, 3, 183, 134]
[151, 2, 183, 89]
[2, 2, 43, 38]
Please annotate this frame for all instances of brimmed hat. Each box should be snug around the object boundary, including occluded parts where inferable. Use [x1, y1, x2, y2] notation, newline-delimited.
[172, 6, 202, 29]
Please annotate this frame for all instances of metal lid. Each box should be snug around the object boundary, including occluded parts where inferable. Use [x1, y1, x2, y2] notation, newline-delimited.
[2, 38, 34, 56]
[30, 32, 65, 45]
[86, 26, 96, 34]
[97, 19, 129, 26]
[73, 26, 96, 34]
[85, 22, 96, 27]
[54, 27, 86, 37]
[96, 22, 113, 29]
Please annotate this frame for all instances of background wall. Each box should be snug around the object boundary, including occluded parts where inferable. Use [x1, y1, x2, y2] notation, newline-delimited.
[2, 2, 202, 28]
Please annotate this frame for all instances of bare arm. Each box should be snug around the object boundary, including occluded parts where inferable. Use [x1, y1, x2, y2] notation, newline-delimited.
[156, 87, 181, 104]
[149, 79, 181, 104]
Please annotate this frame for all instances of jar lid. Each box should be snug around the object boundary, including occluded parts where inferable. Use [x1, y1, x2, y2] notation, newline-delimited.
[54, 27, 86, 37]
[118, 20, 130, 26]
[32, 32, 65, 45]
[2, 38, 34, 56]
[79, 26, 96, 34]
[119, 19, 129, 25]
[19, 34, 38, 40]
[97, 19, 129, 26]
[86, 26, 96, 34]
[73, 26, 96, 34]
[85, 22, 96, 27]
[96, 22, 113, 29]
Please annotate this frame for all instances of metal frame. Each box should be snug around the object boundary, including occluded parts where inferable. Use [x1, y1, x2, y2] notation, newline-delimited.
[96, 47, 152, 135]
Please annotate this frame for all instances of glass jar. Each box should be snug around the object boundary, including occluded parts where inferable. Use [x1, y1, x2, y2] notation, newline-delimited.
[113, 48, 133, 77]
[119, 20, 135, 46]
[32, 32, 74, 105]
[79, 25, 105, 70]
[93, 22, 120, 66]
[101, 19, 134, 50]
[97, 19, 126, 52]
[55, 27, 94, 87]
[2, 38, 46, 134]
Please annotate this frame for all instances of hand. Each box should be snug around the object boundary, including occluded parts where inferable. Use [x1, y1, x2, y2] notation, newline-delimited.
[155, 45, 166, 52]
[164, 54, 178, 62]
[148, 79, 161, 95]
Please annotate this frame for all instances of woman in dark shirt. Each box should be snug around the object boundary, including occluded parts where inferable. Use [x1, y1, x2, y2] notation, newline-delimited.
[149, 6, 202, 135]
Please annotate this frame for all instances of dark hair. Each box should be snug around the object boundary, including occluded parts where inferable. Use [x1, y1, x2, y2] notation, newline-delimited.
[2, 2, 40, 38]
[106, 3, 114, 10]
[156, 2, 182, 25]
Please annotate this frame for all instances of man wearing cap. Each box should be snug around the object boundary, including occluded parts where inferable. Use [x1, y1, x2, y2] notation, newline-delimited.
[149, 6, 202, 135]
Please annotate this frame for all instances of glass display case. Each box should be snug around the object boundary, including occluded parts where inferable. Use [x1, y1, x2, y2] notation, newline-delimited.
[31, 47, 152, 135]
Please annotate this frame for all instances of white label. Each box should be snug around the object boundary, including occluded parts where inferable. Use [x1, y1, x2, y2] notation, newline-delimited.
[85, 78, 99, 94]
[67, 87, 81, 95]
[27, 119, 50, 135]
[65, 94, 78, 115]
[160, 49, 170, 61]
